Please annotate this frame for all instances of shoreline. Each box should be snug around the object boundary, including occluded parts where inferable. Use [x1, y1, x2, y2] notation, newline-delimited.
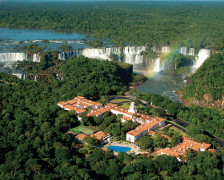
[175, 90, 191, 106]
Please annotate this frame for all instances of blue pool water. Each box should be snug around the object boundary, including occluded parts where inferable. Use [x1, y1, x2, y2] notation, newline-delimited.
[107, 146, 131, 153]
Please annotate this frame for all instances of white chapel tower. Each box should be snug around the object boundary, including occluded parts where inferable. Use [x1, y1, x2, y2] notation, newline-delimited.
[128, 102, 137, 114]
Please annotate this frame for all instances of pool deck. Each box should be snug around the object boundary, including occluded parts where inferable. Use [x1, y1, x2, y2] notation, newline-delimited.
[103, 141, 148, 155]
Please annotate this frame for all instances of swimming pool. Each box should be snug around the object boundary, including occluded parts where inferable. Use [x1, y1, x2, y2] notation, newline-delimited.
[107, 146, 131, 153]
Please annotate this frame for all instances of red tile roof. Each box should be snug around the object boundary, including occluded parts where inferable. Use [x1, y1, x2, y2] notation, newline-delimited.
[75, 96, 85, 100]
[105, 104, 133, 116]
[149, 131, 156, 136]
[127, 121, 159, 137]
[156, 136, 211, 158]
[156, 147, 182, 158]
[91, 131, 110, 141]
[208, 149, 216, 152]
[57, 101, 67, 106]
[87, 107, 109, 117]
[158, 133, 172, 141]
[57, 96, 103, 114]
[122, 116, 132, 121]
[75, 134, 89, 141]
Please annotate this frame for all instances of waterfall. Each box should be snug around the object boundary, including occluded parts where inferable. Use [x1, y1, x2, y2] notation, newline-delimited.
[81, 48, 110, 60]
[151, 47, 160, 53]
[0, 45, 206, 76]
[12, 73, 23, 79]
[0, 52, 27, 63]
[180, 47, 187, 55]
[161, 62, 165, 71]
[188, 48, 195, 56]
[194, 49, 210, 69]
[23, 74, 27, 80]
[33, 53, 41, 62]
[161, 46, 170, 53]
[81, 46, 146, 65]
[153, 58, 161, 72]
[58, 50, 81, 60]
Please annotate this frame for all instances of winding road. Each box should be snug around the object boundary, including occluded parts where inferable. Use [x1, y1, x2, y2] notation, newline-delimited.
[172, 118, 224, 147]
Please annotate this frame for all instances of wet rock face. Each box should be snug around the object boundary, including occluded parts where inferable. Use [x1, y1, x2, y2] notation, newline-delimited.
[177, 90, 224, 109]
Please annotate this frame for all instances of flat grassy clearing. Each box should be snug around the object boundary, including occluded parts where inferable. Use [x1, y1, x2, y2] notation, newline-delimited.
[70, 125, 96, 135]
[119, 102, 131, 109]
[169, 126, 188, 137]
[110, 98, 132, 104]
[138, 104, 146, 109]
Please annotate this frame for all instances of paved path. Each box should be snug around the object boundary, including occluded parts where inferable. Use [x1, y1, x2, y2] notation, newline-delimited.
[169, 123, 186, 133]
[173, 118, 190, 128]
[172, 118, 224, 147]
[203, 131, 224, 147]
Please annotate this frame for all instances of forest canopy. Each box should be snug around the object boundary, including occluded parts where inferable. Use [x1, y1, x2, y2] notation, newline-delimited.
[0, 2, 224, 50]
[182, 53, 224, 101]
[1, 58, 224, 179]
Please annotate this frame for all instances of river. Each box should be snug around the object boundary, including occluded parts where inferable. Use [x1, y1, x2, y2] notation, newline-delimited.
[0, 27, 87, 52]
[137, 73, 185, 102]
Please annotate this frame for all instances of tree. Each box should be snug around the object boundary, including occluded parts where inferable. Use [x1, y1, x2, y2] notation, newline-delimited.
[167, 102, 181, 116]
[155, 155, 181, 175]
[136, 135, 154, 151]
[84, 136, 98, 146]
[153, 134, 169, 148]
[170, 134, 182, 148]
[57, 44, 73, 52]
[186, 125, 203, 137]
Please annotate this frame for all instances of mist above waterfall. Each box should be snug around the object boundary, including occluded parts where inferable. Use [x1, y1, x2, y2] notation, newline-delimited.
[193, 49, 211, 69]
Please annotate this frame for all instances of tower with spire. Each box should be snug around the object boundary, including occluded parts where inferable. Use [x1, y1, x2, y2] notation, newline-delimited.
[128, 102, 137, 114]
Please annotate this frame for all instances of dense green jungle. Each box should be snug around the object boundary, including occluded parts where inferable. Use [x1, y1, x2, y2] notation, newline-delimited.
[1, 1, 224, 179]
[0, 2, 224, 50]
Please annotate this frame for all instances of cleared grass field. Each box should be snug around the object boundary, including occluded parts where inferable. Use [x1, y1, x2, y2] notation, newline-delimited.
[169, 126, 188, 137]
[119, 102, 131, 109]
[70, 125, 96, 135]
[110, 98, 132, 104]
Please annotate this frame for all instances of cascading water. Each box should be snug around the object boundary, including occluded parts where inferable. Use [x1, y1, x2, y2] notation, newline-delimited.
[12, 73, 23, 79]
[81, 46, 146, 65]
[153, 58, 161, 72]
[0, 45, 210, 82]
[180, 47, 187, 55]
[151, 47, 160, 53]
[161, 46, 170, 53]
[180, 47, 194, 56]
[188, 48, 195, 56]
[23, 74, 27, 80]
[33, 53, 41, 62]
[194, 49, 210, 69]
[58, 50, 81, 60]
[0, 52, 27, 64]
[81, 48, 110, 60]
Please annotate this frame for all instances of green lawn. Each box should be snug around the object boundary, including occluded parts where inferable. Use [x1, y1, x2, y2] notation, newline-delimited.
[119, 102, 131, 109]
[110, 98, 132, 104]
[70, 125, 96, 135]
[169, 126, 188, 137]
